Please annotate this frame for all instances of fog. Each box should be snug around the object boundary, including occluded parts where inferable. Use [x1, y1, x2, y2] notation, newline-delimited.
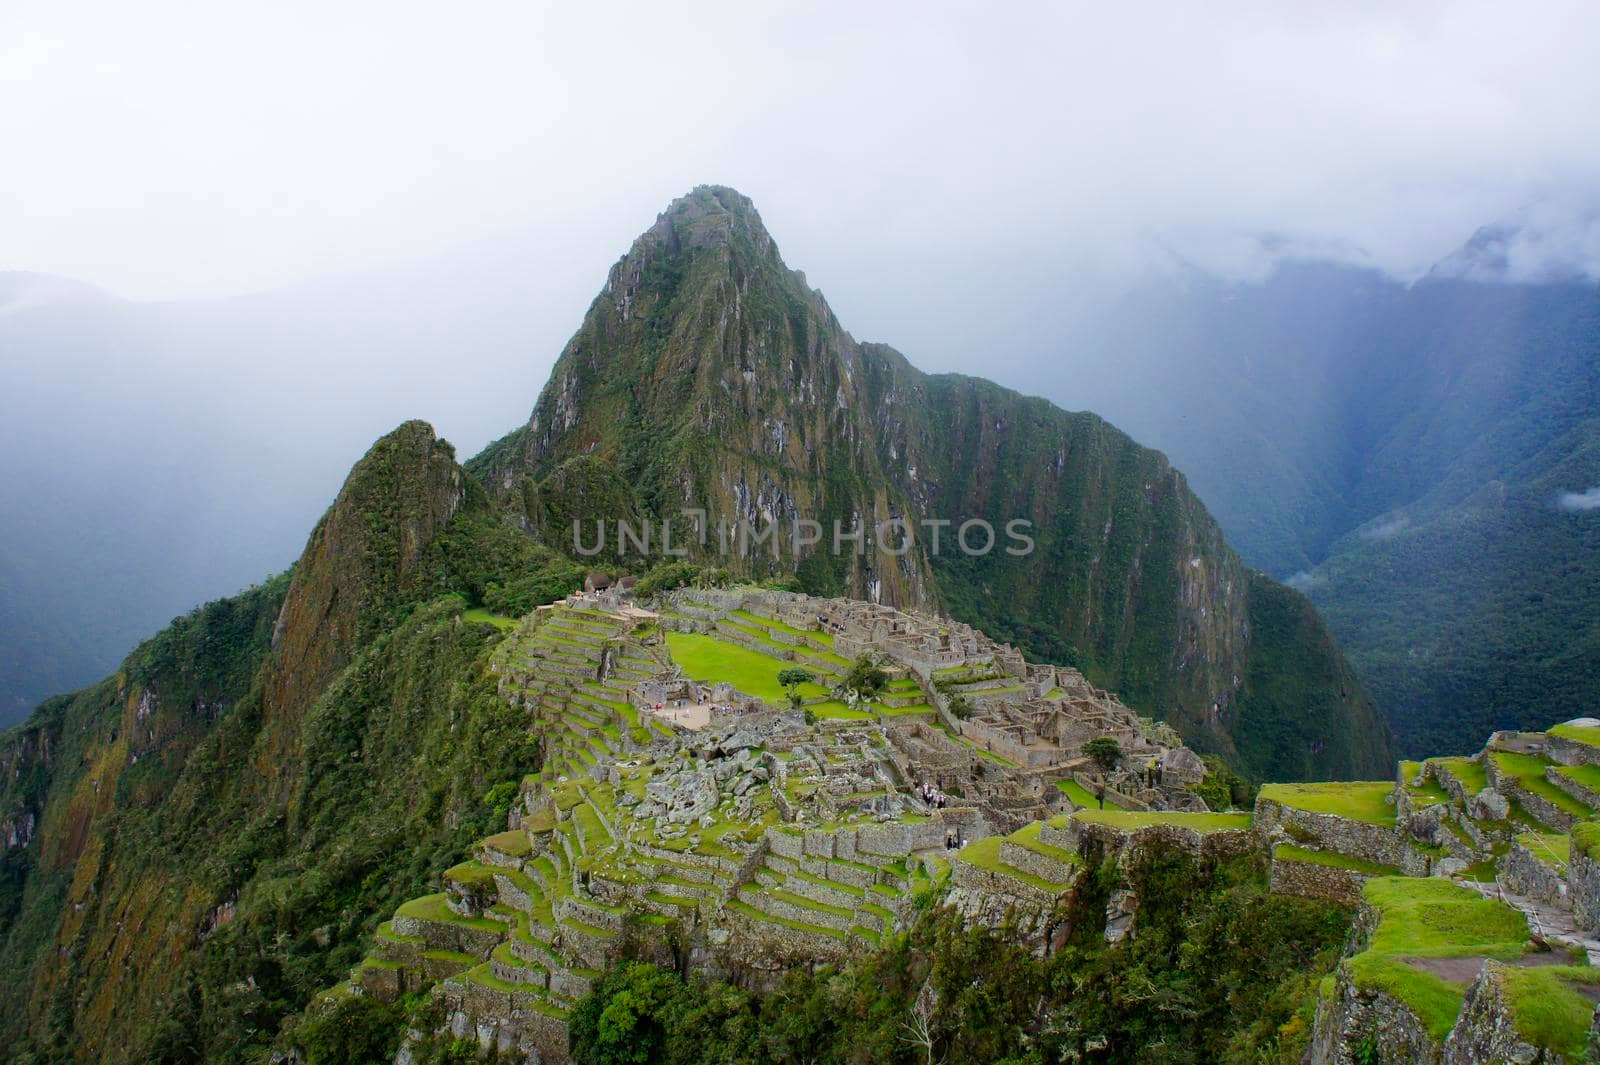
[3, 0, 1600, 720]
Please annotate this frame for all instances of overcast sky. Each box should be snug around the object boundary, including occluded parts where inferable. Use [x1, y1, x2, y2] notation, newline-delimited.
[5, 0, 1600, 306]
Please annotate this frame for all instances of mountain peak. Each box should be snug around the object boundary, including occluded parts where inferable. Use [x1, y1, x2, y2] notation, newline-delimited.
[632, 184, 780, 263]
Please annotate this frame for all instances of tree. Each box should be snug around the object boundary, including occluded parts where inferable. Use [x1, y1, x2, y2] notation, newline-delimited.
[843, 654, 888, 698]
[777, 667, 815, 709]
[1083, 737, 1123, 774]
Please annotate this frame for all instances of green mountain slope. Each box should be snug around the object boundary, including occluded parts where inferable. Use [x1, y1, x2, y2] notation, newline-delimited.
[470, 186, 1390, 782]
[0, 422, 573, 1062]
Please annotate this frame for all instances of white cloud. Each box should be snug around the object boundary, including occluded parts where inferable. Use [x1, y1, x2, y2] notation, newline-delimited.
[1558, 486, 1600, 512]
[2, 0, 1600, 301]
[1359, 515, 1411, 541]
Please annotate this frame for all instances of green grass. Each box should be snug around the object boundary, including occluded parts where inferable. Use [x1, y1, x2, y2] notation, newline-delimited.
[1429, 756, 1488, 796]
[1549, 724, 1600, 747]
[1554, 762, 1600, 794]
[1258, 781, 1396, 825]
[1572, 822, 1600, 863]
[876, 702, 936, 717]
[956, 836, 1072, 893]
[732, 609, 832, 644]
[395, 893, 505, 931]
[463, 607, 519, 630]
[1516, 832, 1570, 872]
[1056, 779, 1122, 810]
[1401, 765, 1451, 808]
[1008, 821, 1080, 866]
[665, 631, 833, 705]
[1492, 752, 1596, 819]
[442, 860, 498, 891]
[1344, 877, 1529, 1039]
[481, 829, 531, 857]
[809, 700, 874, 721]
[1073, 809, 1252, 833]
[1499, 965, 1600, 1059]
[1273, 844, 1399, 876]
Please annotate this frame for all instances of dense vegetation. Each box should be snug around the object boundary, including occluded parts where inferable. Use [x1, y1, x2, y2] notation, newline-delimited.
[0, 425, 553, 1063]
[555, 850, 1347, 1065]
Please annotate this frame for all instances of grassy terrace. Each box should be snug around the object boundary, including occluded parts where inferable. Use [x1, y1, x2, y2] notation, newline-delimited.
[725, 899, 848, 942]
[732, 609, 836, 647]
[665, 631, 861, 717]
[1516, 832, 1571, 873]
[1429, 756, 1488, 796]
[1492, 752, 1596, 819]
[1008, 821, 1080, 866]
[1273, 844, 1399, 876]
[1258, 781, 1396, 825]
[395, 893, 504, 931]
[1549, 723, 1600, 747]
[956, 836, 1072, 894]
[1498, 966, 1600, 1060]
[1554, 762, 1600, 793]
[1072, 809, 1252, 833]
[1056, 779, 1122, 810]
[1346, 877, 1530, 1040]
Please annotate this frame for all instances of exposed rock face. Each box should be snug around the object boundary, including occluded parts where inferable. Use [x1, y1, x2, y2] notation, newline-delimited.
[470, 186, 1391, 782]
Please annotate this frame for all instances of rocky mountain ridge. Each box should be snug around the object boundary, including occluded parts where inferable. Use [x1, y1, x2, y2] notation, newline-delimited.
[469, 185, 1391, 782]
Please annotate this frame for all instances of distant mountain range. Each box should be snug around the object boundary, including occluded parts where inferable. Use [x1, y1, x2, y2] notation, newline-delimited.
[1044, 240, 1600, 755]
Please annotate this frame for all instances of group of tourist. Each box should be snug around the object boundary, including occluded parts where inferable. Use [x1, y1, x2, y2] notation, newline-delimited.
[917, 780, 949, 810]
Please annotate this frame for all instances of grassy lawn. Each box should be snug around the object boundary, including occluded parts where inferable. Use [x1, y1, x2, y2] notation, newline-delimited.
[1273, 844, 1398, 876]
[1492, 752, 1595, 819]
[1427, 756, 1487, 796]
[1258, 781, 1396, 825]
[1074, 809, 1252, 833]
[1549, 723, 1600, 747]
[665, 631, 832, 705]
[1056, 779, 1122, 810]
[1346, 877, 1529, 1039]
[463, 607, 518, 630]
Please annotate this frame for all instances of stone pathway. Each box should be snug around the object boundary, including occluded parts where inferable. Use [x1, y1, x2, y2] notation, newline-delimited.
[1459, 877, 1600, 964]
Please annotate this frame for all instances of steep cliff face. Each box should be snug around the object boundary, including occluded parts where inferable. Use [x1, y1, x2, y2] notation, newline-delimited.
[471, 186, 1391, 781]
[0, 422, 546, 1063]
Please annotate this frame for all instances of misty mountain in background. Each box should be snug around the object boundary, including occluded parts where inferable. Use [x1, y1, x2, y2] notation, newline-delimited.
[0, 254, 579, 726]
[1043, 238, 1600, 755]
